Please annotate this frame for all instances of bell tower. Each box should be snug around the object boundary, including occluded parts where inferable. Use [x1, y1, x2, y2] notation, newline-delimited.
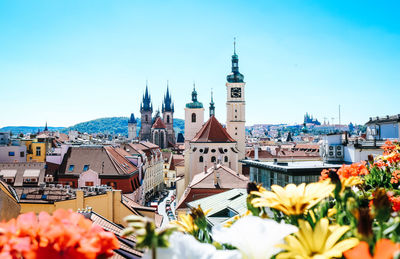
[226, 39, 246, 161]
[184, 84, 204, 149]
[128, 113, 137, 141]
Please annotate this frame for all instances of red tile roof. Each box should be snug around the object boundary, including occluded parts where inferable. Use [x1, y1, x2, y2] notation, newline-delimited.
[176, 164, 248, 209]
[246, 149, 274, 159]
[189, 164, 248, 189]
[152, 117, 166, 129]
[104, 146, 138, 175]
[191, 116, 235, 143]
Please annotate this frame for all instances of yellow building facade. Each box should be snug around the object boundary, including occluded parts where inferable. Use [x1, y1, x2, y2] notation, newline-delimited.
[22, 140, 46, 162]
[19, 190, 158, 227]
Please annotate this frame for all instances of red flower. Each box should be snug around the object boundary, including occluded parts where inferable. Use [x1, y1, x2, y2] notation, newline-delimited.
[390, 170, 400, 184]
[374, 160, 388, 168]
[0, 209, 119, 259]
[387, 192, 400, 212]
[381, 140, 397, 154]
[319, 169, 330, 181]
[345, 239, 400, 259]
[337, 162, 369, 179]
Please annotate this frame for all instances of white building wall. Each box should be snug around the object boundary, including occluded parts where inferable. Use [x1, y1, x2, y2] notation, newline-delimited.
[344, 145, 384, 163]
[0, 146, 27, 163]
[184, 107, 204, 149]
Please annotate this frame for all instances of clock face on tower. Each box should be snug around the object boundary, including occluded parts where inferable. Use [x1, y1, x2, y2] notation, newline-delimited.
[231, 87, 242, 98]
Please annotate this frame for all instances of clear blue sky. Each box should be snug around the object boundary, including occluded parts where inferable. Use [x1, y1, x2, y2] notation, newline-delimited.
[0, 0, 399, 127]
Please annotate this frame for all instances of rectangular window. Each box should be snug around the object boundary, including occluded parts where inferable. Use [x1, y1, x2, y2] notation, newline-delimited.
[85, 181, 94, 186]
[36, 147, 41, 156]
[83, 165, 89, 171]
[20, 151, 25, 157]
[69, 165, 75, 172]
[8, 152, 15, 156]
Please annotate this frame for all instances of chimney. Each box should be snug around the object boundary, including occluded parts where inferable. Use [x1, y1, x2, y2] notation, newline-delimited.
[213, 169, 219, 186]
[254, 145, 259, 161]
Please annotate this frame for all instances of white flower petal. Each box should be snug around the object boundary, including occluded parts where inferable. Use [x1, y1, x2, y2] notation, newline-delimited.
[143, 232, 241, 259]
[212, 216, 298, 259]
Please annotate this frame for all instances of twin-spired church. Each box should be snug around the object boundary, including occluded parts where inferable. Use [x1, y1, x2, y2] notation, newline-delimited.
[127, 85, 176, 149]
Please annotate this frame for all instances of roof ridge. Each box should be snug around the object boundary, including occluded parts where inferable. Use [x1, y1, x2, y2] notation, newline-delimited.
[104, 146, 125, 175]
[191, 116, 235, 143]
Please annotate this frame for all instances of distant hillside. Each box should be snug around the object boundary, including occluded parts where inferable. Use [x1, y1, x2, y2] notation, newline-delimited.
[0, 126, 65, 135]
[65, 117, 185, 135]
[0, 117, 185, 136]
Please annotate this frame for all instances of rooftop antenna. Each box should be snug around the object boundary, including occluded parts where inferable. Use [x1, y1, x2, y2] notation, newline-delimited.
[233, 37, 236, 54]
[338, 105, 341, 126]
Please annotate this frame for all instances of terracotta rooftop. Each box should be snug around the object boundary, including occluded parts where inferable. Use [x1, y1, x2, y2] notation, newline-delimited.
[246, 149, 274, 159]
[140, 141, 159, 149]
[104, 146, 138, 175]
[176, 164, 248, 209]
[189, 164, 248, 189]
[152, 117, 166, 129]
[191, 116, 235, 143]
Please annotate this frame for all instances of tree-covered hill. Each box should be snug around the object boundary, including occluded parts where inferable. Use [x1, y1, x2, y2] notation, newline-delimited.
[1, 117, 185, 135]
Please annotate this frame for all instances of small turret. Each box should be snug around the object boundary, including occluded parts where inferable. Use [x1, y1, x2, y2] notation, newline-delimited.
[128, 113, 137, 141]
[128, 113, 137, 124]
[209, 90, 215, 117]
[226, 38, 244, 83]
[186, 83, 203, 109]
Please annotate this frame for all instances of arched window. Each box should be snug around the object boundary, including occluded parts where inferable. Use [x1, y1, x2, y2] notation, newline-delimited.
[154, 131, 159, 147]
[224, 156, 228, 163]
[211, 156, 216, 162]
[167, 115, 170, 124]
[160, 131, 165, 149]
[145, 115, 148, 122]
[191, 113, 196, 123]
[199, 156, 203, 162]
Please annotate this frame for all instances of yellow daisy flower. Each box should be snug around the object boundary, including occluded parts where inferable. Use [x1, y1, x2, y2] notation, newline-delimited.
[341, 176, 363, 191]
[223, 210, 252, 228]
[276, 218, 359, 259]
[170, 213, 197, 234]
[251, 181, 335, 216]
[170, 207, 211, 234]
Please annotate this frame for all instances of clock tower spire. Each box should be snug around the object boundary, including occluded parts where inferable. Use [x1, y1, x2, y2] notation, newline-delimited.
[226, 39, 246, 167]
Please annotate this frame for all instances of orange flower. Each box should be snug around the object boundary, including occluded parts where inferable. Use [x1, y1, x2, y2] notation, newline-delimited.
[337, 162, 369, 179]
[0, 209, 119, 259]
[319, 169, 330, 181]
[387, 192, 400, 212]
[390, 170, 400, 184]
[374, 160, 388, 168]
[384, 152, 400, 165]
[344, 239, 400, 259]
[381, 140, 397, 153]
